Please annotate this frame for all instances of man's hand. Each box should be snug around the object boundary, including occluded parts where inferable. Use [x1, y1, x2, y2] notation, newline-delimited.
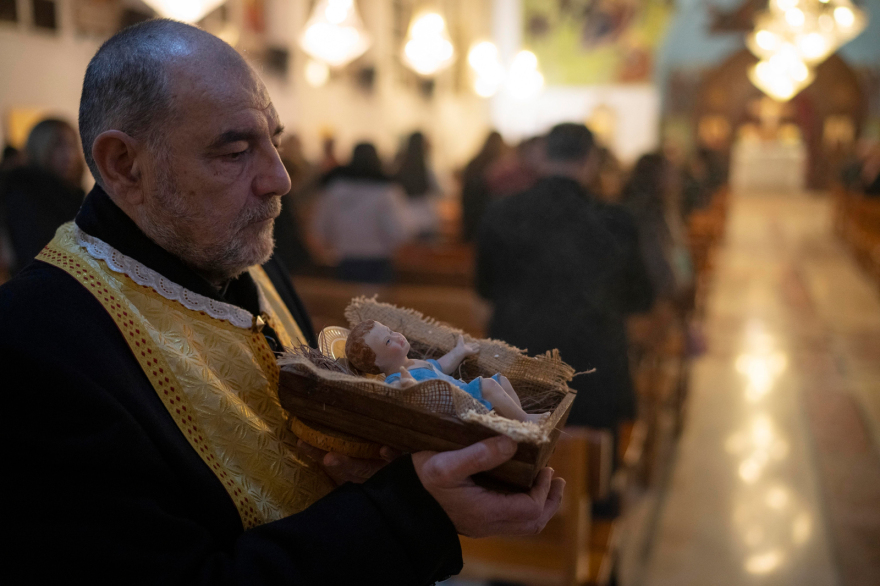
[297, 440, 401, 485]
[412, 436, 565, 538]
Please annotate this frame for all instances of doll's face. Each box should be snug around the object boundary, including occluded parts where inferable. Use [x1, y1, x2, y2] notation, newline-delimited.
[364, 322, 411, 374]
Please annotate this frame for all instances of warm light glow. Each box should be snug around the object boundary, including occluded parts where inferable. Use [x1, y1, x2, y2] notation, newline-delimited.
[818, 13, 835, 32]
[746, 550, 784, 574]
[299, 0, 370, 68]
[765, 486, 789, 509]
[796, 31, 832, 61]
[402, 12, 455, 76]
[785, 8, 806, 27]
[736, 350, 788, 402]
[325, 0, 352, 25]
[755, 29, 780, 51]
[142, 0, 226, 23]
[750, 47, 814, 102]
[304, 59, 330, 87]
[834, 6, 855, 27]
[792, 513, 812, 544]
[506, 50, 544, 100]
[468, 42, 505, 97]
[775, 0, 799, 11]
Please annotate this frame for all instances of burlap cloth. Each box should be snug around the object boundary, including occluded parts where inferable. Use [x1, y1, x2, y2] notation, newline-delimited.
[278, 297, 576, 444]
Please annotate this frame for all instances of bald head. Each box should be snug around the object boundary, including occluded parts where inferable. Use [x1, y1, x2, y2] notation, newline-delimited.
[79, 19, 250, 185]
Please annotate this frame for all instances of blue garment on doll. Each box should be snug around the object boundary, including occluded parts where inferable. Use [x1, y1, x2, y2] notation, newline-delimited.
[385, 359, 495, 410]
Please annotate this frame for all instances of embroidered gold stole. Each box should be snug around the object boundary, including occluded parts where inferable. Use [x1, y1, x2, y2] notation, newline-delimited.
[38, 222, 335, 529]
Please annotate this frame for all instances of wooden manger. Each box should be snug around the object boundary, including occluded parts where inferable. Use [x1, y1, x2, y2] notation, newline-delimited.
[277, 297, 578, 491]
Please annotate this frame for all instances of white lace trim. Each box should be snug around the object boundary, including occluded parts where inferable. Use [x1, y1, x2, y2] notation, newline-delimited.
[74, 226, 256, 330]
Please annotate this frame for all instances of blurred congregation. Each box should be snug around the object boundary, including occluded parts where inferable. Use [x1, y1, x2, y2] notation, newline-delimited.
[2, 1, 880, 585]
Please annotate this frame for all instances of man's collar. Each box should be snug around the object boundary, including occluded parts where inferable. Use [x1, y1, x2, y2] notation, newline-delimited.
[74, 185, 261, 314]
[537, 175, 595, 200]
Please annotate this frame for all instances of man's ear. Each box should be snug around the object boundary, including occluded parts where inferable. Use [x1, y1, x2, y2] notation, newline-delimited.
[91, 130, 144, 205]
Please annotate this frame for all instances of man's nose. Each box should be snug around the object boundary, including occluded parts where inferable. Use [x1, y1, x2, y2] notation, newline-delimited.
[256, 141, 292, 198]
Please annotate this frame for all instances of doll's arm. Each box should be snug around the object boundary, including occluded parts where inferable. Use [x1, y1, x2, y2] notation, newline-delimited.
[435, 335, 480, 375]
[387, 367, 417, 388]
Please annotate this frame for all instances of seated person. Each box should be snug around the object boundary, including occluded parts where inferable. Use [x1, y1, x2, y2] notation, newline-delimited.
[345, 320, 545, 423]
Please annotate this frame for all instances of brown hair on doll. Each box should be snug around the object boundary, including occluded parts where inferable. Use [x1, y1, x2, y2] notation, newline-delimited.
[344, 320, 382, 374]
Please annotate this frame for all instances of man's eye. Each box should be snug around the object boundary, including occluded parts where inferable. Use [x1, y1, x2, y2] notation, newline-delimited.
[226, 150, 247, 160]
[386, 339, 390, 345]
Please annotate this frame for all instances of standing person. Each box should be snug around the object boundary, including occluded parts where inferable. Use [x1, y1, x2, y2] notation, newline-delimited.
[0, 118, 85, 275]
[476, 123, 655, 432]
[461, 130, 505, 242]
[0, 20, 564, 585]
[394, 131, 442, 239]
[312, 142, 410, 283]
[621, 153, 681, 302]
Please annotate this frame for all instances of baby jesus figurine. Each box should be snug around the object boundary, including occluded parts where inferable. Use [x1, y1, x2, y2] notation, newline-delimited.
[344, 320, 545, 423]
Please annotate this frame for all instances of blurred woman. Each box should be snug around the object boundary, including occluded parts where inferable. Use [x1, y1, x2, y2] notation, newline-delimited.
[394, 131, 442, 239]
[0, 118, 85, 275]
[590, 146, 624, 204]
[311, 143, 410, 283]
[460, 131, 505, 242]
[621, 153, 693, 302]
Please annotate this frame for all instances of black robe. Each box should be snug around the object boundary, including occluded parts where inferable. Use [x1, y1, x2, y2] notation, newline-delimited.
[476, 176, 655, 430]
[0, 187, 462, 585]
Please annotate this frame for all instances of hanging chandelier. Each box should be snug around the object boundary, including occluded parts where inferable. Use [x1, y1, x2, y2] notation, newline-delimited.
[466, 43, 545, 100]
[402, 11, 455, 77]
[299, 0, 371, 68]
[142, 0, 227, 23]
[746, 0, 868, 101]
[467, 41, 505, 97]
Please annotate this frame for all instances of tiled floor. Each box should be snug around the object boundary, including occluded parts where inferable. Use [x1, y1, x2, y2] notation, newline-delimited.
[642, 191, 880, 586]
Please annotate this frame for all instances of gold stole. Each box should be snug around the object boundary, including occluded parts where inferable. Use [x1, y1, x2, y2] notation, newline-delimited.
[38, 222, 335, 529]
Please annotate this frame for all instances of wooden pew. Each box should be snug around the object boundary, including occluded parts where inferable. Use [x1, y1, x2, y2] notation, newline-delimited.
[837, 189, 880, 291]
[459, 428, 596, 586]
[291, 275, 491, 338]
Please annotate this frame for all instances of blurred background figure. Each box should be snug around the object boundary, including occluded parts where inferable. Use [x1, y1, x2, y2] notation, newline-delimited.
[861, 141, 880, 196]
[681, 146, 726, 219]
[273, 134, 316, 274]
[318, 134, 340, 174]
[0, 118, 84, 276]
[621, 153, 693, 304]
[394, 131, 442, 240]
[0, 145, 22, 173]
[485, 135, 544, 200]
[476, 123, 655, 438]
[311, 142, 410, 283]
[460, 130, 506, 242]
[590, 145, 624, 204]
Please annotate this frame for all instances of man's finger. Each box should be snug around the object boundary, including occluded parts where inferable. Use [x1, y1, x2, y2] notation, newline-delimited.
[380, 446, 402, 462]
[426, 436, 518, 485]
[297, 439, 328, 463]
[323, 453, 384, 483]
[537, 477, 565, 527]
[527, 467, 554, 507]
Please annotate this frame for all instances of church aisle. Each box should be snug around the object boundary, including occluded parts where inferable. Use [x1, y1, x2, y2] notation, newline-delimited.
[643, 191, 880, 586]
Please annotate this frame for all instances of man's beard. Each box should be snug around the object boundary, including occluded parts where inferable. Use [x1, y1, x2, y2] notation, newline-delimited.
[139, 168, 280, 285]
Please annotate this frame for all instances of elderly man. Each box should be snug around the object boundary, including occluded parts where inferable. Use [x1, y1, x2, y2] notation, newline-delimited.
[0, 20, 563, 584]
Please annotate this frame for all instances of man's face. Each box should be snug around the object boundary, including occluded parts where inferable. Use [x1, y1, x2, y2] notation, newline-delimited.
[364, 322, 410, 374]
[138, 57, 291, 284]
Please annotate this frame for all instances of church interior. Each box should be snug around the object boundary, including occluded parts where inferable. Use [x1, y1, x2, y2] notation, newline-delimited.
[1, 1, 879, 584]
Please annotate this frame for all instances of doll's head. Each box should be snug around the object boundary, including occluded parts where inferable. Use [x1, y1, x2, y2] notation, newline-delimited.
[345, 320, 410, 375]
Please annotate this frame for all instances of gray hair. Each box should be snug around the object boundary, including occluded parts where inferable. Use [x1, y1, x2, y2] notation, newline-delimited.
[78, 19, 217, 185]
